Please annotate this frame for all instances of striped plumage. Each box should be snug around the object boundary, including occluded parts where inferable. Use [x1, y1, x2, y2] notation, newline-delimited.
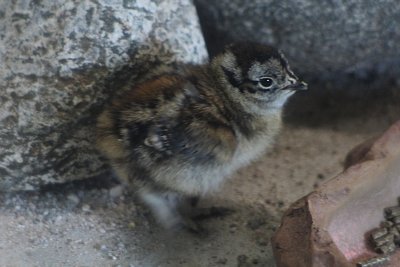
[96, 42, 307, 231]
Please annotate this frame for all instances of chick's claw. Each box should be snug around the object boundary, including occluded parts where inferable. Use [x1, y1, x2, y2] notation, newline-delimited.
[191, 206, 235, 221]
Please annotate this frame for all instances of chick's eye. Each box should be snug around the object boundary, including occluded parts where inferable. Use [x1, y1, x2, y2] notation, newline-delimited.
[259, 77, 274, 88]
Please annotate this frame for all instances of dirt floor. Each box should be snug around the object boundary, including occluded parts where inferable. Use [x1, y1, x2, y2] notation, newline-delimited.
[0, 86, 399, 267]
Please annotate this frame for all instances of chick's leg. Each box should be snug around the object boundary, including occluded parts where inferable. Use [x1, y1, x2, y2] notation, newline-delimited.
[179, 196, 234, 221]
[139, 190, 181, 230]
[139, 190, 204, 233]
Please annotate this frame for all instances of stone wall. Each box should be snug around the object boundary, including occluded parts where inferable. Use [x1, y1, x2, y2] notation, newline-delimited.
[194, 0, 400, 82]
[0, 0, 207, 190]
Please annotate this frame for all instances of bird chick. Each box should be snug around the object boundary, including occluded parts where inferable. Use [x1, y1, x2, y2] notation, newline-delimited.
[96, 42, 307, 231]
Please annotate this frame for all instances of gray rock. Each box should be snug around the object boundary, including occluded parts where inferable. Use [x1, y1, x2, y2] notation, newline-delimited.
[67, 194, 80, 206]
[195, 0, 400, 81]
[0, 0, 208, 191]
[81, 204, 91, 213]
[109, 185, 124, 198]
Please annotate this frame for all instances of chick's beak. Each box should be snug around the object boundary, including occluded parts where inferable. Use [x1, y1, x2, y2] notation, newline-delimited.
[284, 81, 308, 91]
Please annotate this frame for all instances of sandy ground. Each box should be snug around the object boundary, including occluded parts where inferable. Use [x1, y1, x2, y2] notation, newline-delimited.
[0, 86, 399, 267]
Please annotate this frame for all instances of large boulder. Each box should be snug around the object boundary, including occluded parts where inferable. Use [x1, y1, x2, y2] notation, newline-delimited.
[0, 0, 208, 191]
[194, 0, 400, 82]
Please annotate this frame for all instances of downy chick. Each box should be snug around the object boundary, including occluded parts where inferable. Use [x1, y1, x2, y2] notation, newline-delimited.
[96, 42, 307, 231]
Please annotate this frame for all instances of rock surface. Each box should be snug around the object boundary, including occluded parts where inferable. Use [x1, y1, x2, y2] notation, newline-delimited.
[194, 0, 400, 82]
[0, 0, 207, 191]
[272, 120, 400, 267]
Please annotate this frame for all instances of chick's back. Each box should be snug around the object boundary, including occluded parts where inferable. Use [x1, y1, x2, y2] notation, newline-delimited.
[96, 73, 238, 195]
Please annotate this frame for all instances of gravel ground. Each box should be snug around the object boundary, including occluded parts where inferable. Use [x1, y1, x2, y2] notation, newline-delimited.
[0, 86, 399, 267]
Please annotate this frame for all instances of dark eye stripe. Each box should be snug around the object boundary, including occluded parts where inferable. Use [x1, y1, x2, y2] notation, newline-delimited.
[222, 69, 258, 94]
[241, 84, 257, 94]
[243, 78, 258, 85]
[222, 66, 241, 88]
